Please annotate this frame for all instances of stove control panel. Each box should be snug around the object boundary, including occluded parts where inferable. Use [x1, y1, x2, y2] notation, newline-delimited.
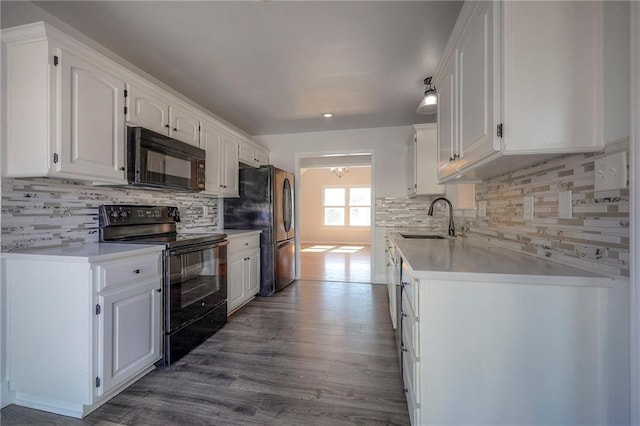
[101, 206, 134, 224]
[99, 205, 179, 226]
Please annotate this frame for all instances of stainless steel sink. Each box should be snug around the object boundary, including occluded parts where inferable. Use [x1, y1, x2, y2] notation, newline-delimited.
[400, 234, 445, 239]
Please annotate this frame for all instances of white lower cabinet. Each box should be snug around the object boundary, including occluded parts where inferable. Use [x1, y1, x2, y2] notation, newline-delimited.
[4, 246, 163, 418]
[226, 232, 261, 314]
[97, 278, 161, 396]
[398, 255, 609, 425]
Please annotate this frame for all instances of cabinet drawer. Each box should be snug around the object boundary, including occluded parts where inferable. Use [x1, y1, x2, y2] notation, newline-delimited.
[406, 384, 420, 426]
[227, 234, 260, 256]
[95, 253, 162, 292]
[402, 347, 420, 412]
[401, 300, 420, 360]
[401, 279, 419, 319]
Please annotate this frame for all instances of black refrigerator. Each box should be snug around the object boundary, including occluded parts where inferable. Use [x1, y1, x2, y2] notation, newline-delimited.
[223, 165, 296, 296]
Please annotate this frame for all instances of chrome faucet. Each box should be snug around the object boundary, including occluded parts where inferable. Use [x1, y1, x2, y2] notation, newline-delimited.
[428, 197, 456, 237]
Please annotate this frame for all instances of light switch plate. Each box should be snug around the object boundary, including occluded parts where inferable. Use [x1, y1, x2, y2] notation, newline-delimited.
[558, 190, 572, 219]
[478, 200, 487, 218]
[594, 151, 627, 192]
[523, 196, 534, 221]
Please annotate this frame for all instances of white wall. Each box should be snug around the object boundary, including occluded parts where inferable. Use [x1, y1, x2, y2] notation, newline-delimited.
[255, 125, 412, 283]
[630, 3, 640, 424]
[0, 260, 8, 407]
[299, 167, 372, 244]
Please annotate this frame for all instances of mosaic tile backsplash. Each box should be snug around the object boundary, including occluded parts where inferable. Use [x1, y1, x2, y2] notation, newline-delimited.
[1, 177, 219, 251]
[469, 142, 630, 279]
[376, 141, 630, 279]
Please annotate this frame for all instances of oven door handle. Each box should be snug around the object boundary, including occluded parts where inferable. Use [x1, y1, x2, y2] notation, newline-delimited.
[169, 240, 229, 256]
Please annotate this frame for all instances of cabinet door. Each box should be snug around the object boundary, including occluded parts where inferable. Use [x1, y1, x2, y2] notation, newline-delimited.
[57, 48, 127, 183]
[221, 134, 239, 196]
[98, 278, 161, 396]
[457, 1, 498, 169]
[227, 255, 245, 314]
[126, 83, 169, 135]
[502, 1, 604, 152]
[407, 133, 417, 196]
[436, 53, 457, 179]
[245, 248, 261, 297]
[200, 120, 223, 195]
[414, 125, 444, 195]
[238, 140, 255, 166]
[169, 104, 200, 146]
[254, 149, 269, 167]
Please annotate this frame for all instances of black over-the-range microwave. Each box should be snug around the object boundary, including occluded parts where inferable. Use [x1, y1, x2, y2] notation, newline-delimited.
[127, 127, 206, 192]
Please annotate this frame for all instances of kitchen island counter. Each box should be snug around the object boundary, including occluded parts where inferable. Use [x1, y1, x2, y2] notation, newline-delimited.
[388, 231, 612, 287]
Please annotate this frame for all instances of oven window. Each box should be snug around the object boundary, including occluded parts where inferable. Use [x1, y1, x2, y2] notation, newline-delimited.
[167, 245, 227, 331]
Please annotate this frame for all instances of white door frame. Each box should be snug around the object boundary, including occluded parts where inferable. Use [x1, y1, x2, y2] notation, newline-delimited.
[631, 2, 639, 424]
[295, 151, 376, 282]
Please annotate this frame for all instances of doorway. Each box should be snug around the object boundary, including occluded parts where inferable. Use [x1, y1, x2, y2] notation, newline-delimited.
[297, 155, 373, 283]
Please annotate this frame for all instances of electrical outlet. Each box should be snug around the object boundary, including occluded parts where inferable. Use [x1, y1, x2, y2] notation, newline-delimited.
[558, 190, 572, 219]
[523, 196, 534, 221]
[594, 151, 627, 192]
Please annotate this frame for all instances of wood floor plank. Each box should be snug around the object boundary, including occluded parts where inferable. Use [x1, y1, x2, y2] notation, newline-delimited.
[1, 280, 409, 425]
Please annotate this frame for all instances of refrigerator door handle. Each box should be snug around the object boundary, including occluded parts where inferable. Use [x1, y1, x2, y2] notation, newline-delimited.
[283, 177, 293, 233]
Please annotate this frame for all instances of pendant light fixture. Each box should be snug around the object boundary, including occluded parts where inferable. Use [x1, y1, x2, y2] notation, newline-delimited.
[416, 76, 437, 114]
[330, 167, 350, 178]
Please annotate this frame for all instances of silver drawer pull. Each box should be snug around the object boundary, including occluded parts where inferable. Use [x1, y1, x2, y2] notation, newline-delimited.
[133, 269, 141, 274]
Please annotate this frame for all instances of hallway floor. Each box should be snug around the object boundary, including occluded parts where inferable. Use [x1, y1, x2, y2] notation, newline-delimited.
[299, 244, 372, 283]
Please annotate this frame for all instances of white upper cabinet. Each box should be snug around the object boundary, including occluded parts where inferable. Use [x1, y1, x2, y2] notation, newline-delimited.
[126, 82, 201, 146]
[125, 83, 170, 135]
[58, 47, 126, 182]
[434, 1, 627, 182]
[1, 23, 127, 184]
[436, 54, 457, 179]
[408, 124, 444, 197]
[200, 119, 239, 197]
[238, 137, 269, 168]
[169, 104, 200, 146]
[457, 1, 497, 171]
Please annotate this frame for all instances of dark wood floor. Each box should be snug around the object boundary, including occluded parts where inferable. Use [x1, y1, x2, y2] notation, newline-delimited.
[1, 280, 409, 426]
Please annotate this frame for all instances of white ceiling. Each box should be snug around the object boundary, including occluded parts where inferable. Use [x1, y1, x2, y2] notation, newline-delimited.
[3, 1, 462, 136]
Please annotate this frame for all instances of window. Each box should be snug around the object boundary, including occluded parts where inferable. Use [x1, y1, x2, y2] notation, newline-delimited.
[323, 186, 371, 227]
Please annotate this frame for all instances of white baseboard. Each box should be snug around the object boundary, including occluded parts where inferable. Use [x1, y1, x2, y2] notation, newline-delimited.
[1, 379, 13, 408]
[373, 273, 386, 284]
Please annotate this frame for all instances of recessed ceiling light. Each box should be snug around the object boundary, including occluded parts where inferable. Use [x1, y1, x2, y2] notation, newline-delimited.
[323, 113, 333, 118]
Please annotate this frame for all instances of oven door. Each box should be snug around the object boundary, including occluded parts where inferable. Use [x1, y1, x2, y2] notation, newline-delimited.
[165, 241, 228, 333]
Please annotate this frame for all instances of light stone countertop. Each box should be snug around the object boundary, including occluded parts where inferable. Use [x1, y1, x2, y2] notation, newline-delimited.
[388, 231, 613, 287]
[223, 229, 262, 238]
[1, 243, 164, 263]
